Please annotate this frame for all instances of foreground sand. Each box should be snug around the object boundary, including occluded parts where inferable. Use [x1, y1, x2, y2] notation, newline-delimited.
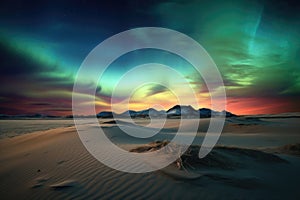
[1, 118, 300, 199]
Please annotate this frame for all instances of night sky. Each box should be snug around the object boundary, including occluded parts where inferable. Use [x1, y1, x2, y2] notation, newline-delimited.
[0, 0, 299, 115]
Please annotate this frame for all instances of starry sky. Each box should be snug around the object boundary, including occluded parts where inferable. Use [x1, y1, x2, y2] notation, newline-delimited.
[0, 0, 299, 115]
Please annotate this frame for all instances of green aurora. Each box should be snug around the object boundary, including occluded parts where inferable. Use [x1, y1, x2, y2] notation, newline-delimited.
[0, 0, 299, 115]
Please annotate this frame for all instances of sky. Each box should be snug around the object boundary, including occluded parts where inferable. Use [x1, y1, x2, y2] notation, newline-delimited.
[0, 0, 299, 115]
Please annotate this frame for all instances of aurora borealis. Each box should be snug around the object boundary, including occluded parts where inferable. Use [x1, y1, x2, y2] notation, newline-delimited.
[0, 0, 299, 116]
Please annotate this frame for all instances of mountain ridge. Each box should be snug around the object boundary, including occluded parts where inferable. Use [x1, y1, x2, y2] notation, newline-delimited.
[97, 105, 236, 118]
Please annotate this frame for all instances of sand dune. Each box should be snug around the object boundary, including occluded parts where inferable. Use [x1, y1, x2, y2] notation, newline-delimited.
[1, 118, 300, 199]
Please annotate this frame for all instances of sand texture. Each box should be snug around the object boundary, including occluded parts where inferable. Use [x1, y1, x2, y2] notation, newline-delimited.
[1, 117, 300, 199]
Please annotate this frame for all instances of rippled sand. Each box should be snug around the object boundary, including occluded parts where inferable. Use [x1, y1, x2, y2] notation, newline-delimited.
[0, 117, 300, 199]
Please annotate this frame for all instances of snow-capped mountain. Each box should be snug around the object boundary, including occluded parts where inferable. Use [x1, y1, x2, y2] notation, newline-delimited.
[198, 108, 236, 117]
[97, 105, 236, 118]
[118, 108, 166, 118]
[120, 110, 138, 118]
[166, 105, 198, 117]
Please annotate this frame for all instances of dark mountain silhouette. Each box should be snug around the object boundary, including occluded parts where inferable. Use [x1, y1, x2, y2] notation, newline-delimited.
[97, 105, 237, 118]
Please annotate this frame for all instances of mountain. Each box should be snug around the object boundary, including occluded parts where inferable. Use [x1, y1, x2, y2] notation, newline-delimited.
[96, 111, 114, 118]
[166, 105, 198, 118]
[118, 110, 137, 118]
[117, 108, 166, 118]
[199, 108, 212, 118]
[135, 108, 166, 118]
[199, 108, 237, 118]
[97, 105, 237, 119]
[220, 110, 236, 117]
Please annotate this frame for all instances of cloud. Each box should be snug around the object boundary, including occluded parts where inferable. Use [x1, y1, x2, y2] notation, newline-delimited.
[146, 84, 168, 96]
